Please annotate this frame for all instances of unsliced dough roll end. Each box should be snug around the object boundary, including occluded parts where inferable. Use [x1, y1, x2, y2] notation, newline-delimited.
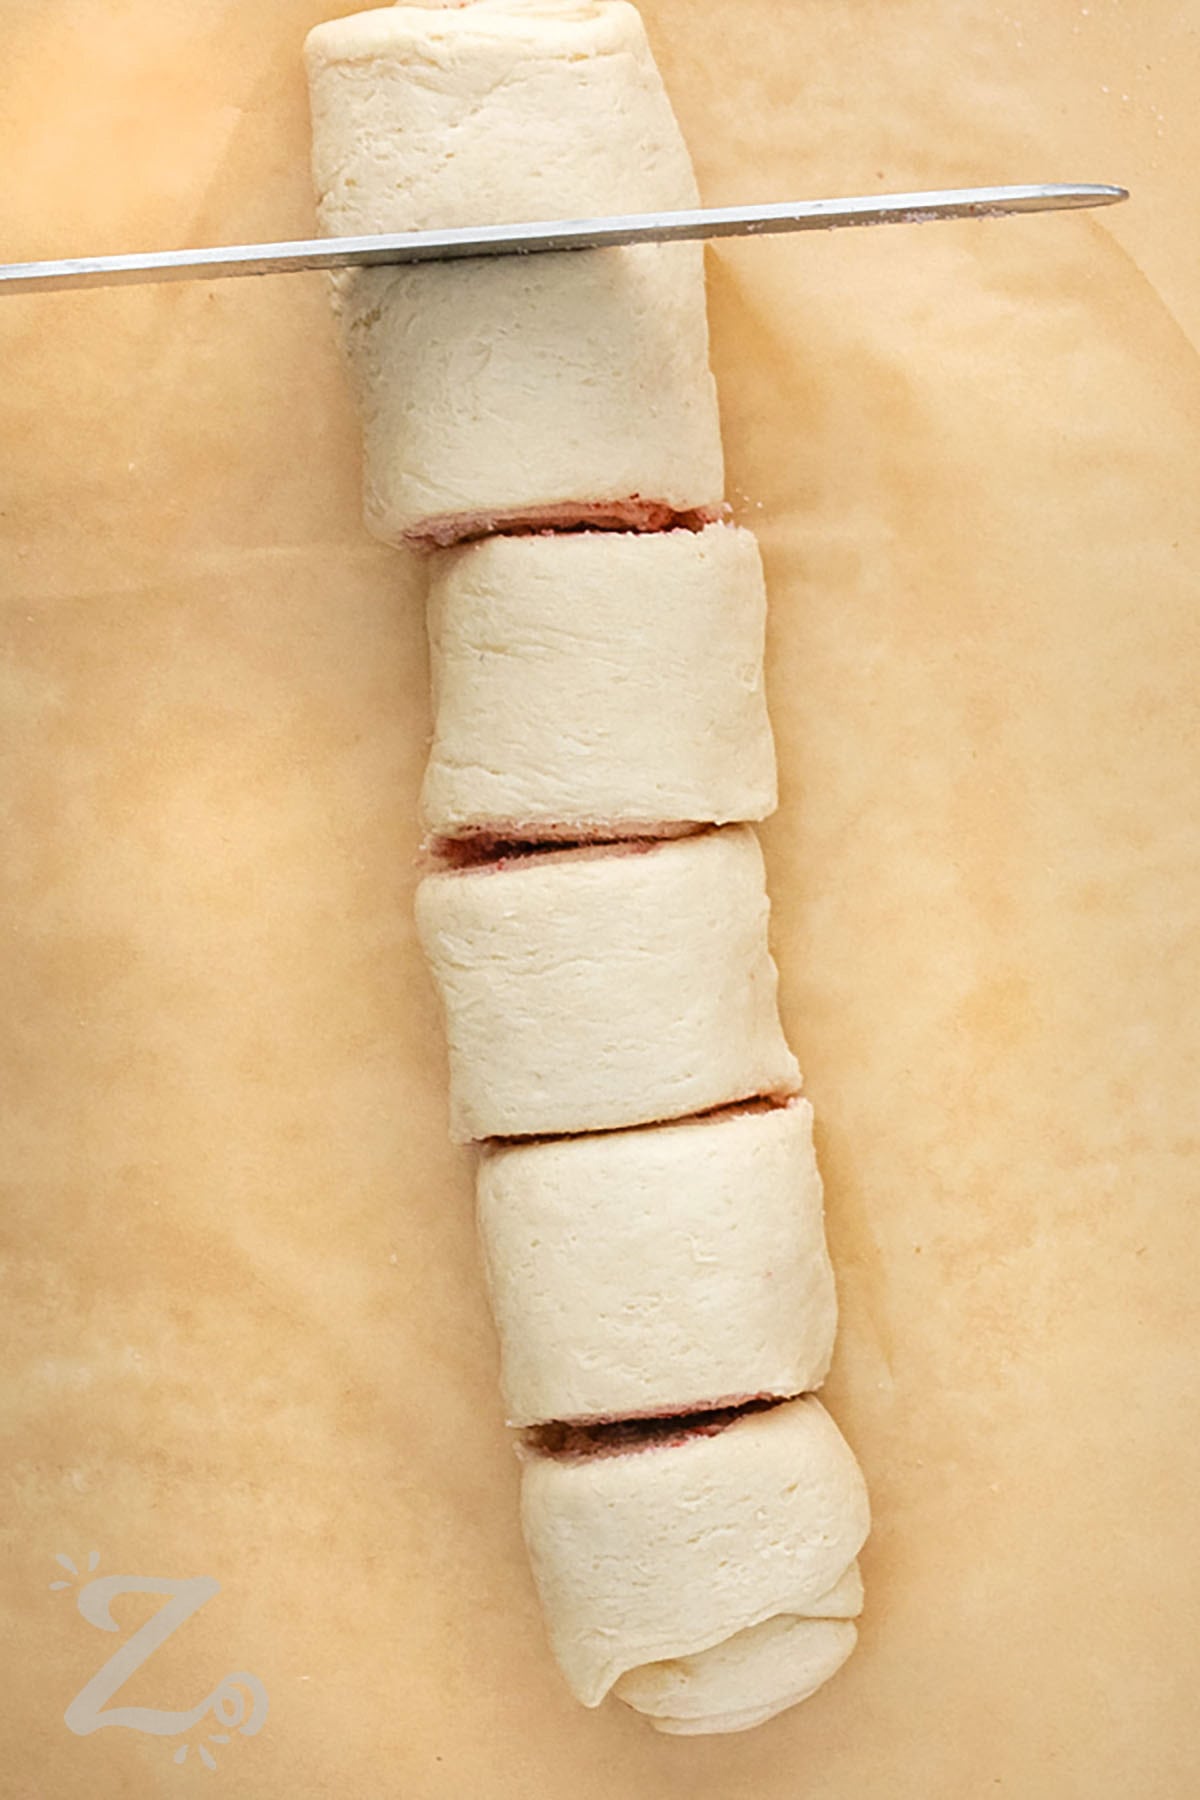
[306, 0, 723, 541]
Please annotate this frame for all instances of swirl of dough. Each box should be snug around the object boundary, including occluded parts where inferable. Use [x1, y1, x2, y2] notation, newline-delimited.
[613, 1561, 864, 1735]
[519, 1396, 869, 1719]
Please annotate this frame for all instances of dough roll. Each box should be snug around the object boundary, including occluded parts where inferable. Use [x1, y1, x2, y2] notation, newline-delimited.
[519, 1396, 869, 1731]
[304, 0, 724, 545]
[477, 1098, 835, 1426]
[413, 826, 801, 1141]
[421, 523, 777, 848]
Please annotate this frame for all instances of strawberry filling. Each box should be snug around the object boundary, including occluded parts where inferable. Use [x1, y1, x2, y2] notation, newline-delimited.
[520, 1395, 788, 1462]
[407, 499, 722, 550]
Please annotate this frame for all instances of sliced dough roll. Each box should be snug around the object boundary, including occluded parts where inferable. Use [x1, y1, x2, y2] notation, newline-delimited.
[519, 1397, 869, 1723]
[421, 524, 777, 848]
[414, 827, 800, 1141]
[477, 1098, 835, 1426]
[305, 1, 723, 545]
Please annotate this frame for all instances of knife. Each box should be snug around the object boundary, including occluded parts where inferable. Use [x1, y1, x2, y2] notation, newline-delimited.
[0, 182, 1126, 297]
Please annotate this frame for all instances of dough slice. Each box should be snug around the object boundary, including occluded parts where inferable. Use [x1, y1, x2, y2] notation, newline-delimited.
[519, 1396, 870, 1711]
[421, 524, 777, 847]
[414, 827, 800, 1141]
[477, 1098, 835, 1426]
[305, 0, 723, 544]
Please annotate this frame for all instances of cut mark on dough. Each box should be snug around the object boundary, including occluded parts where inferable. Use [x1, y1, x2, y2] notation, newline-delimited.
[406, 500, 724, 551]
[521, 1394, 792, 1462]
[422, 820, 705, 870]
[481, 1090, 805, 1152]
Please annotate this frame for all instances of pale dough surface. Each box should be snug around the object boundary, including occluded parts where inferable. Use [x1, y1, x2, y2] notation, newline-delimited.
[1, 2, 1198, 1795]
[477, 1099, 835, 1425]
[422, 524, 776, 839]
[613, 1557, 867, 1737]
[613, 1612, 858, 1736]
[415, 828, 800, 1140]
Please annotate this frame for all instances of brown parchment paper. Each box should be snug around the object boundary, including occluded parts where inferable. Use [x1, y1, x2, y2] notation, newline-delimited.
[2, 3, 1198, 1795]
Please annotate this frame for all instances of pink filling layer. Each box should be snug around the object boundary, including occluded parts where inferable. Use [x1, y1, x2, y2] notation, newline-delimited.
[521, 1395, 787, 1463]
[424, 820, 704, 867]
[418, 830, 700, 880]
[407, 498, 722, 550]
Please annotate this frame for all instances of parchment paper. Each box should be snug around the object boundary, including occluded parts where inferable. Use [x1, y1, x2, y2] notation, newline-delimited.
[2, 3, 1197, 1795]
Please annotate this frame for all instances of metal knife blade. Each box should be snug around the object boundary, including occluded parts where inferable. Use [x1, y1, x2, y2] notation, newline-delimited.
[0, 182, 1126, 297]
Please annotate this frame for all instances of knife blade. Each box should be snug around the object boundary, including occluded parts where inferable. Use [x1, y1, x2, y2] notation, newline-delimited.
[0, 182, 1126, 297]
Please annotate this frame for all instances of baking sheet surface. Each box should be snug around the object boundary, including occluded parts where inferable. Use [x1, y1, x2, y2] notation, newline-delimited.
[2, 3, 1197, 1794]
